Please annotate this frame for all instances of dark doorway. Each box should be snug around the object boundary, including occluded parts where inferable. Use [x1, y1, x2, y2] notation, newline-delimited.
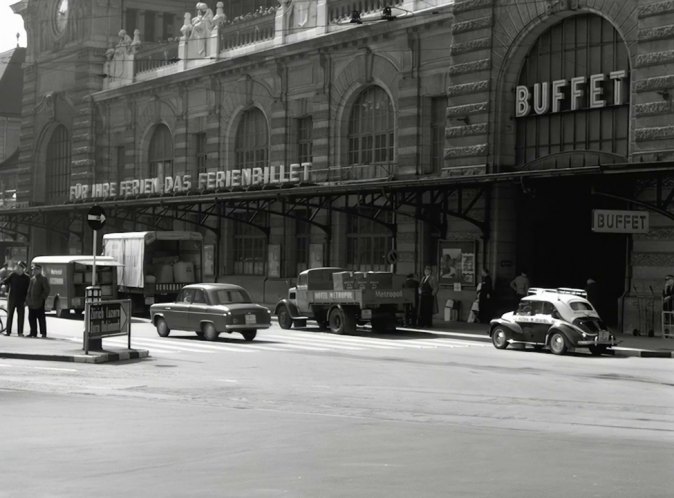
[516, 177, 626, 325]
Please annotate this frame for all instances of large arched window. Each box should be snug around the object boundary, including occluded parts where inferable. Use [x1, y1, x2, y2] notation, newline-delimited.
[235, 108, 268, 169]
[148, 124, 173, 178]
[515, 15, 629, 168]
[347, 86, 394, 179]
[45, 124, 71, 203]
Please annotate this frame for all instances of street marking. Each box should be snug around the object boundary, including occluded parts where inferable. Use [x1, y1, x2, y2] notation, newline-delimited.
[0, 363, 78, 372]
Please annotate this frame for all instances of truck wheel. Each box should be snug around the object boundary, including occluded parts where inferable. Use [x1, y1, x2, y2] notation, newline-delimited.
[278, 306, 293, 330]
[241, 330, 257, 342]
[156, 318, 170, 337]
[202, 323, 219, 342]
[329, 307, 356, 335]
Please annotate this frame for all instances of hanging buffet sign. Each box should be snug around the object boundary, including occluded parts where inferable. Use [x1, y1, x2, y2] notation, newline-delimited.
[69, 162, 312, 201]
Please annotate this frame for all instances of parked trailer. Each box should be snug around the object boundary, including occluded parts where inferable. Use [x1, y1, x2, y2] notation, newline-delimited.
[102, 231, 203, 311]
[275, 268, 413, 334]
[31, 255, 122, 317]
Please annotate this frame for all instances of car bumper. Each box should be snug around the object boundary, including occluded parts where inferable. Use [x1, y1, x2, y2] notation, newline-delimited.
[576, 339, 615, 346]
[224, 323, 270, 331]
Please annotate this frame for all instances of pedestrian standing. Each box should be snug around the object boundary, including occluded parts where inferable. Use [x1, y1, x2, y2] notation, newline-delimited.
[2, 261, 31, 336]
[403, 273, 419, 327]
[477, 268, 493, 324]
[662, 275, 674, 312]
[510, 270, 530, 299]
[26, 264, 50, 338]
[417, 266, 439, 328]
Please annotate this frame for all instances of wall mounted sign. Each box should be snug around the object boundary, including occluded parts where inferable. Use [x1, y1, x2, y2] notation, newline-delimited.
[592, 209, 649, 234]
[515, 70, 627, 118]
[438, 240, 477, 287]
[69, 162, 312, 201]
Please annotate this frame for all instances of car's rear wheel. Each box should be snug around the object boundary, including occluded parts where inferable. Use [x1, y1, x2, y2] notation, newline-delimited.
[156, 318, 170, 337]
[241, 330, 257, 342]
[589, 345, 607, 356]
[549, 332, 568, 355]
[491, 327, 509, 349]
[202, 322, 218, 341]
[278, 306, 293, 330]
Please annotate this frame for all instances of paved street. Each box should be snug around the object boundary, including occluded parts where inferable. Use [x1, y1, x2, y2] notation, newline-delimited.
[1, 315, 673, 497]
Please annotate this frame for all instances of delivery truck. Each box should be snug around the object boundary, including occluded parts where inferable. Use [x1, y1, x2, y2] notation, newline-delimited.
[30, 255, 122, 317]
[102, 231, 203, 310]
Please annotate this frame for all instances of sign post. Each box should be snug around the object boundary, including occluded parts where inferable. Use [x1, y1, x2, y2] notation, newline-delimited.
[84, 299, 132, 354]
[84, 206, 107, 352]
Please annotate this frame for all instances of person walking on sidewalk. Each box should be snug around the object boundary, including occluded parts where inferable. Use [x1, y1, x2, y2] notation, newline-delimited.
[417, 266, 439, 328]
[26, 264, 50, 338]
[2, 261, 31, 336]
[403, 273, 419, 327]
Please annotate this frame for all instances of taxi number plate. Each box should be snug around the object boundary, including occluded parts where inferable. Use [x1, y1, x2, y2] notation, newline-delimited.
[245, 314, 256, 324]
[361, 309, 372, 320]
[598, 331, 609, 341]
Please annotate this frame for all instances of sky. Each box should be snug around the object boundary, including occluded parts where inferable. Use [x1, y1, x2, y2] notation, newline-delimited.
[0, 2, 26, 53]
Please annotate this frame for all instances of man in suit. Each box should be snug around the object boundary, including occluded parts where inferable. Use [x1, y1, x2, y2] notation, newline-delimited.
[2, 261, 31, 336]
[26, 264, 51, 338]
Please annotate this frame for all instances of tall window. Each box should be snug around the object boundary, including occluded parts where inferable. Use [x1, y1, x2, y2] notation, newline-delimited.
[295, 210, 310, 274]
[235, 108, 268, 169]
[116, 145, 126, 182]
[430, 97, 447, 173]
[346, 209, 392, 271]
[148, 124, 173, 178]
[296, 117, 313, 164]
[515, 14, 629, 167]
[193, 132, 207, 174]
[347, 86, 394, 179]
[233, 215, 267, 275]
[45, 125, 71, 203]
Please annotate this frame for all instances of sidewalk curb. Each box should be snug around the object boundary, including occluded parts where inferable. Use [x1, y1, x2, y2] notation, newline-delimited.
[0, 349, 150, 364]
[608, 348, 673, 359]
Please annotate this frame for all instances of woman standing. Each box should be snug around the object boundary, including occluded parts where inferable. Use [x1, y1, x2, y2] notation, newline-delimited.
[478, 268, 493, 323]
[417, 266, 439, 328]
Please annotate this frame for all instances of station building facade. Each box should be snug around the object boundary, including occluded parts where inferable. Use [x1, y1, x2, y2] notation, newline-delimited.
[5, 0, 674, 332]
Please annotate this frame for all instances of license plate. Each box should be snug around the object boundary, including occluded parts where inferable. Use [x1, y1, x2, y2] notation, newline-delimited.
[361, 309, 372, 320]
[598, 331, 609, 342]
[245, 314, 256, 325]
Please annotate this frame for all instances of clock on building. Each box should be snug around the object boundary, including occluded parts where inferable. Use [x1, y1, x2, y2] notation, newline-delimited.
[54, 0, 69, 35]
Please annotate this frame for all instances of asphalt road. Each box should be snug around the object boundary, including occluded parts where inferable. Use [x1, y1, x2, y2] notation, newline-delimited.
[1, 315, 673, 497]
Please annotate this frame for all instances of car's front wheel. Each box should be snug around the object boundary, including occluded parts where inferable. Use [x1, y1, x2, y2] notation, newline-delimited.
[156, 318, 170, 337]
[241, 330, 257, 342]
[491, 327, 509, 349]
[202, 322, 219, 341]
[549, 332, 568, 355]
[278, 306, 293, 330]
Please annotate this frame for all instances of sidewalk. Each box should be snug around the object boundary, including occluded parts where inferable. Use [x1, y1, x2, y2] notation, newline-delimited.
[424, 317, 674, 358]
[0, 334, 149, 364]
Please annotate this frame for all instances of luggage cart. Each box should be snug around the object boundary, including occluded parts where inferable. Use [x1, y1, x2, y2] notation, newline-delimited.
[662, 311, 674, 339]
[633, 286, 656, 337]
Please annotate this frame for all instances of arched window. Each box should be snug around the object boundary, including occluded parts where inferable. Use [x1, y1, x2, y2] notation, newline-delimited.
[347, 86, 394, 178]
[45, 125, 71, 203]
[148, 124, 173, 178]
[515, 15, 629, 168]
[235, 108, 268, 169]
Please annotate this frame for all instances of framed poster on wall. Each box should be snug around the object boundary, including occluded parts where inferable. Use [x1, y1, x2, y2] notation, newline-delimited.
[268, 244, 281, 278]
[438, 240, 477, 286]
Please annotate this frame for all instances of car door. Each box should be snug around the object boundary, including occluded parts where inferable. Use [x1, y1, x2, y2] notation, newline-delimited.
[189, 288, 211, 331]
[513, 301, 536, 342]
[531, 301, 556, 343]
[165, 288, 193, 330]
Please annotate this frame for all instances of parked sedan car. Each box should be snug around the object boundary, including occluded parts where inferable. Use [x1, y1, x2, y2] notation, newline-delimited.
[489, 287, 617, 355]
[150, 283, 271, 342]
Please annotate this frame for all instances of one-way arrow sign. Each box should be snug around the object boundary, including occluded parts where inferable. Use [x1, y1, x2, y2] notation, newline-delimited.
[87, 205, 107, 230]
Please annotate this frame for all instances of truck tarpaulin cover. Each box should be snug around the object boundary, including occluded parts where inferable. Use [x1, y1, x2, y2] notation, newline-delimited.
[103, 236, 144, 288]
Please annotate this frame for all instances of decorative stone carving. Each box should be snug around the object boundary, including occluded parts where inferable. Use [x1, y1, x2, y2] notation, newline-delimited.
[446, 102, 489, 116]
[35, 92, 56, 119]
[451, 16, 492, 34]
[638, 0, 674, 19]
[635, 75, 674, 92]
[444, 144, 488, 159]
[635, 102, 671, 116]
[445, 123, 488, 138]
[450, 38, 491, 56]
[447, 80, 489, 97]
[103, 29, 141, 89]
[635, 125, 674, 141]
[636, 49, 674, 67]
[545, 0, 579, 14]
[453, 0, 493, 14]
[448, 59, 490, 76]
[638, 24, 674, 42]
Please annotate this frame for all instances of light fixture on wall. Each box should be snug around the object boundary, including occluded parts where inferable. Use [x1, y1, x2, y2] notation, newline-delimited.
[455, 115, 471, 125]
[657, 89, 671, 101]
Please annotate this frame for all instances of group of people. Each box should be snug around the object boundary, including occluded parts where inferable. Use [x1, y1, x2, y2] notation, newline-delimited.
[0, 261, 50, 338]
[403, 266, 495, 327]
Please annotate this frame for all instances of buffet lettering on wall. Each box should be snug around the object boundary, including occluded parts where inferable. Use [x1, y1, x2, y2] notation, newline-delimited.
[69, 163, 311, 201]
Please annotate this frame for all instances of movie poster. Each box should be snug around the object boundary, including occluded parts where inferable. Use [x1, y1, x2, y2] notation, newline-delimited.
[438, 241, 477, 286]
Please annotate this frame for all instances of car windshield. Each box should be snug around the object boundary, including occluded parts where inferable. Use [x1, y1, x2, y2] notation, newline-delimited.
[213, 289, 251, 304]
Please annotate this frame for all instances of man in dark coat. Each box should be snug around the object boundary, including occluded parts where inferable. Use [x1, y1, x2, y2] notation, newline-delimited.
[2, 261, 31, 336]
[477, 268, 493, 324]
[663, 275, 674, 312]
[26, 264, 51, 338]
[403, 273, 419, 327]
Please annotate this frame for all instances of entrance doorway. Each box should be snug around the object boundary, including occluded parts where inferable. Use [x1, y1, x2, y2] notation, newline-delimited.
[516, 177, 626, 325]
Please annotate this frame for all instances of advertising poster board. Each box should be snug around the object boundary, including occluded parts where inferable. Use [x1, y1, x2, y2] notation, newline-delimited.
[438, 240, 477, 286]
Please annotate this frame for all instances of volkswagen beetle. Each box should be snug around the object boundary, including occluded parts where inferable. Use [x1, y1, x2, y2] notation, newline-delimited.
[489, 288, 617, 355]
[150, 283, 271, 342]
